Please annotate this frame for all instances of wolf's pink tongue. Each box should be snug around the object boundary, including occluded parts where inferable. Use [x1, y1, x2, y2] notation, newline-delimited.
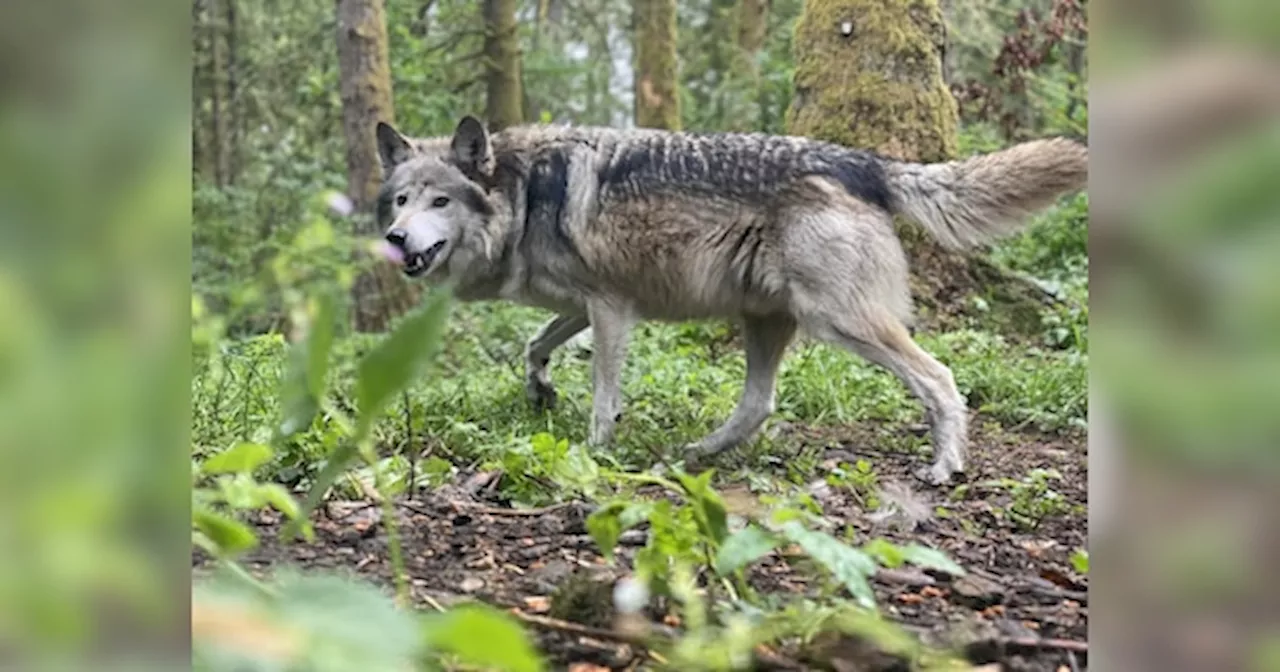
[375, 240, 405, 265]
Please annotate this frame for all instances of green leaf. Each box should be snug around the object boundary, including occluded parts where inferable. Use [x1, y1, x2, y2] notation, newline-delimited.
[677, 469, 730, 545]
[899, 544, 965, 576]
[290, 290, 452, 536]
[193, 509, 258, 555]
[202, 442, 273, 475]
[423, 603, 544, 672]
[259, 483, 303, 520]
[862, 539, 906, 569]
[354, 288, 453, 439]
[278, 291, 340, 439]
[1070, 548, 1089, 574]
[714, 525, 781, 575]
[586, 501, 628, 561]
[778, 522, 878, 608]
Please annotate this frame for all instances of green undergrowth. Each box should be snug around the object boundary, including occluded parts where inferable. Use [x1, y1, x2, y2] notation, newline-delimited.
[193, 305, 1086, 497]
[191, 191, 1086, 671]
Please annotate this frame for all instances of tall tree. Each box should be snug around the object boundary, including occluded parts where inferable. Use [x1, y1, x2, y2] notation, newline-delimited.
[787, 0, 1046, 332]
[209, 0, 231, 188]
[336, 0, 420, 331]
[633, 0, 681, 129]
[737, 0, 770, 56]
[483, 0, 524, 130]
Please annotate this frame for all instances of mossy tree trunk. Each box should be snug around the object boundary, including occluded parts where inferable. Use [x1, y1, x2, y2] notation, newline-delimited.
[483, 0, 524, 130]
[787, 0, 1048, 334]
[737, 0, 769, 62]
[633, 0, 681, 130]
[336, 0, 420, 332]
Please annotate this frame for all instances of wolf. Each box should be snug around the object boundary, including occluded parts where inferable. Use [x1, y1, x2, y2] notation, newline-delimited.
[374, 116, 1087, 485]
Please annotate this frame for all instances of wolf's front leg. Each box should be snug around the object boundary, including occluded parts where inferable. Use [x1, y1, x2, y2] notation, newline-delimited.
[524, 314, 590, 411]
[586, 301, 634, 446]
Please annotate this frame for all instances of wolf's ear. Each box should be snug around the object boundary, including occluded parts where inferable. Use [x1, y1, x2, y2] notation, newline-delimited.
[376, 122, 413, 175]
[451, 115, 493, 177]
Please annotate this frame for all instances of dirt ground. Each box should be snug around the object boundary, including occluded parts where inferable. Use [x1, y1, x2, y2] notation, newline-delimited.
[194, 423, 1086, 671]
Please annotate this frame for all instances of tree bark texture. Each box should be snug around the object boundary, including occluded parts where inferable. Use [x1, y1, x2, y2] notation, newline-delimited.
[336, 0, 421, 332]
[633, 0, 681, 130]
[225, 0, 240, 185]
[209, 0, 231, 188]
[483, 0, 524, 130]
[787, 0, 957, 162]
[787, 0, 1047, 333]
[737, 0, 769, 57]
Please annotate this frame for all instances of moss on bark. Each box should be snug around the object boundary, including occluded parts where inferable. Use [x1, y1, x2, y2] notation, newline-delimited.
[787, 0, 957, 161]
[634, 0, 681, 130]
[786, 0, 1050, 336]
[484, 0, 524, 130]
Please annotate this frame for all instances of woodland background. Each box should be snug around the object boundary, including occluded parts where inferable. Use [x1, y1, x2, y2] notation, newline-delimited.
[189, 1, 1093, 670]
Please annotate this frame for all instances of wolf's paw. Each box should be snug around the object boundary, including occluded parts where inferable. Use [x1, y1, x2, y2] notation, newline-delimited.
[913, 461, 963, 487]
[525, 377, 558, 412]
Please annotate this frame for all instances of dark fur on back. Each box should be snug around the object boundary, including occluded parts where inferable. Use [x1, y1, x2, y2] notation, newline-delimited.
[522, 146, 584, 262]
[595, 131, 892, 210]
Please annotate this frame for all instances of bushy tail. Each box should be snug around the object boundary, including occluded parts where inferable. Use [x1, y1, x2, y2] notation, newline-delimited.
[884, 137, 1088, 250]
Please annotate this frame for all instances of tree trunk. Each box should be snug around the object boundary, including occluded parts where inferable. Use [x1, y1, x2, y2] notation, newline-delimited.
[192, 0, 211, 181]
[336, 0, 421, 332]
[633, 0, 681, 130]
[483, 0, 524, 131]
[209, 0, 230, 188]
[787, 0, 1047, 334]
[737, 0, 769, 57]
[225, 0, 240, 186]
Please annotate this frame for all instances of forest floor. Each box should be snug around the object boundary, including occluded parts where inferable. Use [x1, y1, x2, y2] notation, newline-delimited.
[195, 418, 1086, 671]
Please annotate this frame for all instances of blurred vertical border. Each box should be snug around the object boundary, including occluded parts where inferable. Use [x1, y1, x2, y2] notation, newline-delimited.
[1090, 0, 1280, 668]
[0, 0, 191, 666]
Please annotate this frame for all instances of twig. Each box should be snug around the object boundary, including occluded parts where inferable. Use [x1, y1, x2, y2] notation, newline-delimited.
[510, 610, 651, 648]
[450, 501, 578, 517]
[976, 636, 1088, 654]
[510, 610, 805, 670]
[422, 593, 447, 613]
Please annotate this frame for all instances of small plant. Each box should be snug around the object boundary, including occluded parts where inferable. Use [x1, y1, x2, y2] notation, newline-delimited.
[192, 441, 311, 560]
[498, 432, 604, 506]
[986, 468, 1081, 530]
[580, 463, 967, 669]
[826, 459, 880, 508]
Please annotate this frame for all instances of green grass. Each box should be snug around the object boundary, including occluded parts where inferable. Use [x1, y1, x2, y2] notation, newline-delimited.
[192, 198, 1088, 499]
[193, 299, 1086, 492]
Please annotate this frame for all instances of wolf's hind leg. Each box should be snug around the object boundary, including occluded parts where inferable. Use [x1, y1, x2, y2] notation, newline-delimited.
[686, 315, 796, 461]
[586, 302, 634, 447]
[524, 314, 590, 411]
[803, 308, 967, 486]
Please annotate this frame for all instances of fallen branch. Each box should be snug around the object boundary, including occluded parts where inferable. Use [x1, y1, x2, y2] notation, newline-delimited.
[510, 610, 649, 647]
[450, 501, 579, 517]
[508, 610, 805, 670]
[971, 636, 1088, 654]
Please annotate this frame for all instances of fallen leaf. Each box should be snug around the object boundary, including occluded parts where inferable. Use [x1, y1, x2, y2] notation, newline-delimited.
[920, 586, 945, 598]
[896, 593, 924, 604]
[522, 596, 550, 614]
[1021, 539, 1058, 557]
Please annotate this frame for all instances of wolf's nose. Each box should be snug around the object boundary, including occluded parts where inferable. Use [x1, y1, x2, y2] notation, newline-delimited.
[385, 229, 407, 248]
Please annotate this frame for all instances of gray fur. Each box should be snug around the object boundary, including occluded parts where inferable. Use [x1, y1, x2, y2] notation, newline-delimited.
[376, 116, 1088, 485]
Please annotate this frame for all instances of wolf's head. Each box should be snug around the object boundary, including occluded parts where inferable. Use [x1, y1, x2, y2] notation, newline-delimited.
[374, 116, 505, 285]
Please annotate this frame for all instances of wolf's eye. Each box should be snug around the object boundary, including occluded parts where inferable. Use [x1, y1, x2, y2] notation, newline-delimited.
[395, 194, 408, 206]
[431, 196, 450, 208]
